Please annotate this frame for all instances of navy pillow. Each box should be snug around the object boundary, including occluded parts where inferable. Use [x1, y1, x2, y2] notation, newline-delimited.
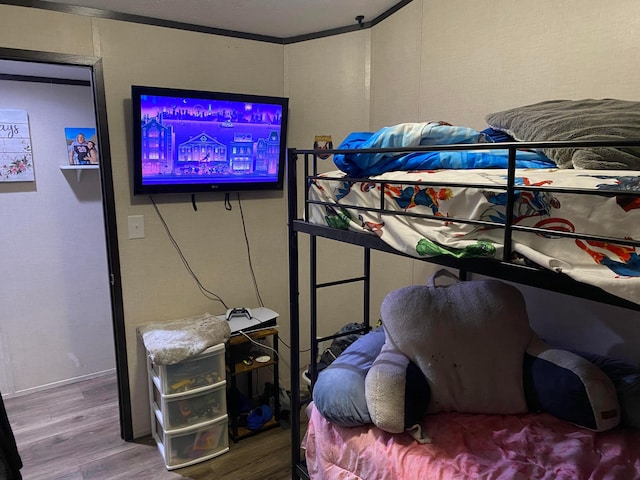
[523, 348, 620, 431]
[571, 350, 640, 430]
[313, 328, 430, 428]
[523, 353, 597, 428]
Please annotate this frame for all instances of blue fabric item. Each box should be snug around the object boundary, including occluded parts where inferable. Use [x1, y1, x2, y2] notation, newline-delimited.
[481, 126, 516, 143]
[313, 328, 430, 428]
[333, 122, 555, 177]
[246, 404, 273, 431]
[313, 329, 386, 426]
[571, 350, 640, 430]
[523, 353, 613, 431]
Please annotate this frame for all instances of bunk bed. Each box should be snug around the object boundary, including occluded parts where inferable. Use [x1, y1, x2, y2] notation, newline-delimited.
[287, 100, 640, 480]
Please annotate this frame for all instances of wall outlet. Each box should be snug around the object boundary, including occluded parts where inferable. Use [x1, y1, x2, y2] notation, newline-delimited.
[128, 215, 145, 239]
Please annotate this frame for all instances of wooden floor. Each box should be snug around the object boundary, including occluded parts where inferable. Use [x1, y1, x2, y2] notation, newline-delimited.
[3, 373, 293, 479]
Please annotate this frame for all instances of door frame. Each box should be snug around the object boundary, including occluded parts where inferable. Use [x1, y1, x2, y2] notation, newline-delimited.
[0, 47, 132, 440]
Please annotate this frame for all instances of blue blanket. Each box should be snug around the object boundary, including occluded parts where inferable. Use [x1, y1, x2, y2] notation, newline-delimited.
[333, 122, 556, 177]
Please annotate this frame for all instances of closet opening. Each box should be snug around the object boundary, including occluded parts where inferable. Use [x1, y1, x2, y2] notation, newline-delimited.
[0, 47, 131, 440]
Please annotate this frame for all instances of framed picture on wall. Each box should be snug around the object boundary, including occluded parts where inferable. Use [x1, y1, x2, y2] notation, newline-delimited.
[0, 109, 34, 182]
[65, 127, 99, 165]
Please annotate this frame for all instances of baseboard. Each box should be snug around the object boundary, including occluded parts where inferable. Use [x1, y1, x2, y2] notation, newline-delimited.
[1, 368, 116, 399]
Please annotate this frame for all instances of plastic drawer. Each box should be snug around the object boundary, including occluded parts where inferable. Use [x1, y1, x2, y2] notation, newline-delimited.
[153, 380, 227, 431]
[152, 414, 229, 470]
[149, 343, 225, 395]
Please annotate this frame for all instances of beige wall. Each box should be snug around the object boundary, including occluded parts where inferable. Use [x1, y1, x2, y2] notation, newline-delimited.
[415, 0, 640, 129]
[367, 0, 640, 131]
[370, 0, 423, 128]
[2, 0, 640, 438]
[284, 29, 421, 365]
[0, 5, 94, 55]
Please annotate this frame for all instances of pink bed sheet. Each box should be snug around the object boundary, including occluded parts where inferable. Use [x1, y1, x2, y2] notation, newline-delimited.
[303, 404, 640, 480]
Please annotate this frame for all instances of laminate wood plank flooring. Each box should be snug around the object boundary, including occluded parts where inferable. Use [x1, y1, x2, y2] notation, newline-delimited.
[3, 373, 293, 479]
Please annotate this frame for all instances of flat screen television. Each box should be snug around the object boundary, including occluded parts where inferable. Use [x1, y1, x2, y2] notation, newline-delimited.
[131, 85, 289, 195]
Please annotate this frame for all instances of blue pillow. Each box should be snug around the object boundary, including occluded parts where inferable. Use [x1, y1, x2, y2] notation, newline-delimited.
[313, 328, 429, 428]
[523, 344, 620, 432]
[571, 350, 640, 430]
[313, 329, 384, 426]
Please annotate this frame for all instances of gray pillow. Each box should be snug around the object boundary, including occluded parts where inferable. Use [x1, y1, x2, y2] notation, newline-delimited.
[379, 279, 532, 416]
[486, 99, 640, 169]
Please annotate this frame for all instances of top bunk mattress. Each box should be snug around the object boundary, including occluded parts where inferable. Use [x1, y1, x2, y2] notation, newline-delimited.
[306, 167, 640, 306]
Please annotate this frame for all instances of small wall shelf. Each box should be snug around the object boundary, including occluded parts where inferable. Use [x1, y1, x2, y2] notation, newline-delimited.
[59, 164, 99, 181]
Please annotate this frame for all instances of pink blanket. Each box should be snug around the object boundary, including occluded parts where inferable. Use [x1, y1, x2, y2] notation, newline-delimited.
[303, 404, 640, 480]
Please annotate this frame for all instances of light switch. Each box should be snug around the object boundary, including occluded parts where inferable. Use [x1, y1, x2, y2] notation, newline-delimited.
[128, 215, 145, 239]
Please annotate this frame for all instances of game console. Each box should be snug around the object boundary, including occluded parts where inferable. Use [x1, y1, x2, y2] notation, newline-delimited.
[218, 306, 278, 334]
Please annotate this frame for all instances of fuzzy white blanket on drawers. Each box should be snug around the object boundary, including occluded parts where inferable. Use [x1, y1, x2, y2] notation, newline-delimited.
[137, 312, 231, 365]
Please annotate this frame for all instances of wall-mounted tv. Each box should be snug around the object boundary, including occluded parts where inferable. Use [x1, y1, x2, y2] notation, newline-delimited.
[131, 85, 289, 195]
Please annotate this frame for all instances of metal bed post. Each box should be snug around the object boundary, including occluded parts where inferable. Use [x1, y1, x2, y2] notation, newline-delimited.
[287, 148, 307, 480]
[309, 237, 319, 391]
[502, 144, 517, 262]
[288, 149, 376, 480]
[364, 247, 371, 330]
[309, 153, 320, 399]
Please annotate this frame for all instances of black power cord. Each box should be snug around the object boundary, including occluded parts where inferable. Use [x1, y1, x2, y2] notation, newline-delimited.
[150, 195, 228, 309]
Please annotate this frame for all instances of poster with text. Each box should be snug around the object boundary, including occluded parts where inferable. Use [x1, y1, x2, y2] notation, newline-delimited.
[0, 109, 34, 182]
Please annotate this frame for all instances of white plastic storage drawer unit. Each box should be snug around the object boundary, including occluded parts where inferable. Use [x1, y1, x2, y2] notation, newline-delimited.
[152, 413, 229, 470]
[152, 379, 227, 431]
[149, 343, 225, 395]
[146, 342, 228, 469]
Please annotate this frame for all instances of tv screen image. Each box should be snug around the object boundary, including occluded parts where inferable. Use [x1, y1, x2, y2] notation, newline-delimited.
[131, 85, 289, 195]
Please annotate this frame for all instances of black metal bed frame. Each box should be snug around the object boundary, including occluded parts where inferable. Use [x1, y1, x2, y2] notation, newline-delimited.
[286, 140, 640, 480]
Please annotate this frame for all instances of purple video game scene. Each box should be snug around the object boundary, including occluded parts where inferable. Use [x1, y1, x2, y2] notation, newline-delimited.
[138, 93, 284, 186]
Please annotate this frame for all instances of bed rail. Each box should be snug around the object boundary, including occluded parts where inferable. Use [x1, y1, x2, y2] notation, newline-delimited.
[290, 140, 640, 309]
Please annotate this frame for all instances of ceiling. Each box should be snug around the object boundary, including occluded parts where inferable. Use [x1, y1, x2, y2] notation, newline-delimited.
[37, 0, 411, 40]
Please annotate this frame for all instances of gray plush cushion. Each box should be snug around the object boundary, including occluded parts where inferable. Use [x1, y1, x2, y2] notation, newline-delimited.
[379, 279, 532, 416]
[486, 99, 640, 169]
